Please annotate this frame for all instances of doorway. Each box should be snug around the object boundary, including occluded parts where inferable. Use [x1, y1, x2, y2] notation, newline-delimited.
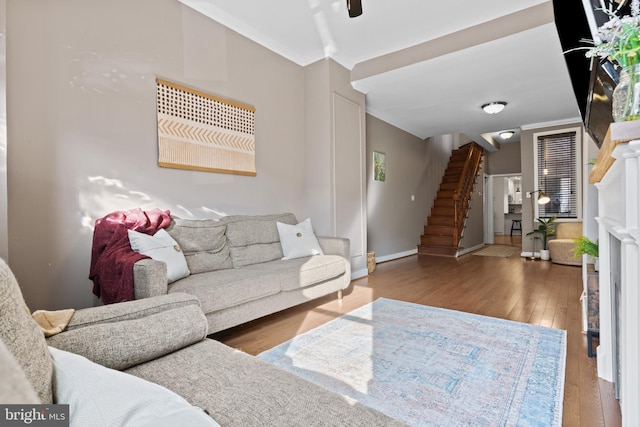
[484, 174, 522, 244]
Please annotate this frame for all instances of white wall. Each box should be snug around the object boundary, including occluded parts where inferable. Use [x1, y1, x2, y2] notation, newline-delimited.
[582, 133, 600, 331]
[493, 178, 506, 234]
[583, 134, 599, 245]
[6, 0, 361, 310]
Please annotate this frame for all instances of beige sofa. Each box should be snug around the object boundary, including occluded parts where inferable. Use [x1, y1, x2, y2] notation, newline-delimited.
[548, 222, 582, 266]
[0, 258, 405, 426]
[132, 213, 351, 334]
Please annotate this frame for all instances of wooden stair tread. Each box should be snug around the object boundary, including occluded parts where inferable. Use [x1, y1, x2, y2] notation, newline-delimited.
[433, 199, 454, 207]
[427, 216, 455, 226]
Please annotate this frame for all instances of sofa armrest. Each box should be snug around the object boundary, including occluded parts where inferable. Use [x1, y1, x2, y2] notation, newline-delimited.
[317, 236, 350, 259]
[133, 258, 168, 299]
[46, 293, 207, 371]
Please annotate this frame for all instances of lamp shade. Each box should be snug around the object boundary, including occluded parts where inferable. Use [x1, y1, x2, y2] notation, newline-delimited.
[537, 192, 550, 205]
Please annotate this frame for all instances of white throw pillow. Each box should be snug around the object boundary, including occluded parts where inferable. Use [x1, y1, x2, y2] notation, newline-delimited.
[276, 218, 324, 260]
[128, 229, 190, 283]
[49, 346, 219, 427]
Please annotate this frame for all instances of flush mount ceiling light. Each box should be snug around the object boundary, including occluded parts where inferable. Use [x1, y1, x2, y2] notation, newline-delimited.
[499, 131, 514, 139]
[481, 101, 507, 114]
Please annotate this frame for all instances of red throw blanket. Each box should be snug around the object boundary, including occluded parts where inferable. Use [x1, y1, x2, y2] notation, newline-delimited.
[89, 208, 172, 304]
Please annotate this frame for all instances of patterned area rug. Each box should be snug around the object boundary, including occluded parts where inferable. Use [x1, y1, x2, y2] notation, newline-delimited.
[473, 245, 519, 258]
[258, 298, 566, 427]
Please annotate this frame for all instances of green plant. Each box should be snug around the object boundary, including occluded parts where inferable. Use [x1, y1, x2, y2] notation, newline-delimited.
[572, 236, 599, 259]
[526, 216, 557, 250]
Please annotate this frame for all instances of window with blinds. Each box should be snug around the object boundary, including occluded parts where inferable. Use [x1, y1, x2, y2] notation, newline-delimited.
[535, 130, 580, 219]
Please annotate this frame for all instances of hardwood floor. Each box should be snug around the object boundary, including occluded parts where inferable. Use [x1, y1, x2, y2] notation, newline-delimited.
[213, 236, 621, 426]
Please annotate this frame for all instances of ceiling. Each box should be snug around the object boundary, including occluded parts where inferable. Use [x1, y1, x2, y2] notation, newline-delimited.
[178, 0, 586, 151]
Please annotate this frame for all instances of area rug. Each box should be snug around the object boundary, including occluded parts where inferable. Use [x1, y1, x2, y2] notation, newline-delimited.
[473, 245, 519, 258]
[258, 298, 566, 427]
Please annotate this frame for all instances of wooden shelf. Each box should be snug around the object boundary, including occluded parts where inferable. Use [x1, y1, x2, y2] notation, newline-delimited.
[590, 121, 640, 184]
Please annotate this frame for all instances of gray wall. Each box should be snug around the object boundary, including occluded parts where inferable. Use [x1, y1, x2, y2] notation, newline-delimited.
[6, 0, 367, 310]
[366, 115, 429, 258]
[486, 141, 522, 175]
[0, 0, 7, 261]
[302, 58, 368, 276]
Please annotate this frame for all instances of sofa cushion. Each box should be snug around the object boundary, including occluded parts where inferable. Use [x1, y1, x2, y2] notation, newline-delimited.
[0, 258, 53, 403]
[167, 256, 347, 315]
[277, 255, 347, 291]
[128, 229, 190, 283]
[225, 213, 297, 267]
[276, 218, 324, 260]
[227, 243, 285, 268]
[168, 269, 281, 314]
[239, 256, 346, 292]
[49, 346, 219, 427]
[167, 218, 233, 274]
[124, 339, 406, 427]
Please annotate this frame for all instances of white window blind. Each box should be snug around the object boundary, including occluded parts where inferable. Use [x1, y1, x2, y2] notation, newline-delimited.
[536, 131, 578, 218]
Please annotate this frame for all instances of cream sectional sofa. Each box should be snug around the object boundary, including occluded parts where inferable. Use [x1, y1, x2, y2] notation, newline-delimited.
[132, 213, 351, 334]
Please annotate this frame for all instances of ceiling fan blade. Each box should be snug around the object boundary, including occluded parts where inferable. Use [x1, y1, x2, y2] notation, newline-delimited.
[347, 0, 362, 17]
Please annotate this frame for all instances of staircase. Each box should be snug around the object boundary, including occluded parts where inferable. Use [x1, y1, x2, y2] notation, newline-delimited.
[418, 142, 483, 257]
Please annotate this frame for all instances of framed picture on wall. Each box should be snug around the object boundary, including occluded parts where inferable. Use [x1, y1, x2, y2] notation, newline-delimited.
[373, 151, 386, 182]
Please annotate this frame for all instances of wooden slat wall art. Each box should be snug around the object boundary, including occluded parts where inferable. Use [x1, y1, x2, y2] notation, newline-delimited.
[156, 78, 256, 176]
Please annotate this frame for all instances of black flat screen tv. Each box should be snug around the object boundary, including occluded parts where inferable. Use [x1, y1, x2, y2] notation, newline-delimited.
[585, 58, 618, 147]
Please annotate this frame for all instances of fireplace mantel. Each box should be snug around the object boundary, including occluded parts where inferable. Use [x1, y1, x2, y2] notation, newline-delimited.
[594, 135, 640, 426]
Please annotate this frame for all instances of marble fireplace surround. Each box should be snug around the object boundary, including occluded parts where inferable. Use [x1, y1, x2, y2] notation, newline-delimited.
[594, 137, 640, 426]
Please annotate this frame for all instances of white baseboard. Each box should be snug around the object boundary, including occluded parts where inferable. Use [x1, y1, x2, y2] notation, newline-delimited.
[375, 249, 417, 263]
[457, 243, 485, 256]
[351, 268, 368, 280]
[350, 250, 417, 280]
[520, 251, 540, 258]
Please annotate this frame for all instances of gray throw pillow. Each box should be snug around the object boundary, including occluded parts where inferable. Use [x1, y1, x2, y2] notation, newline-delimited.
[166, 218, 232, 274]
